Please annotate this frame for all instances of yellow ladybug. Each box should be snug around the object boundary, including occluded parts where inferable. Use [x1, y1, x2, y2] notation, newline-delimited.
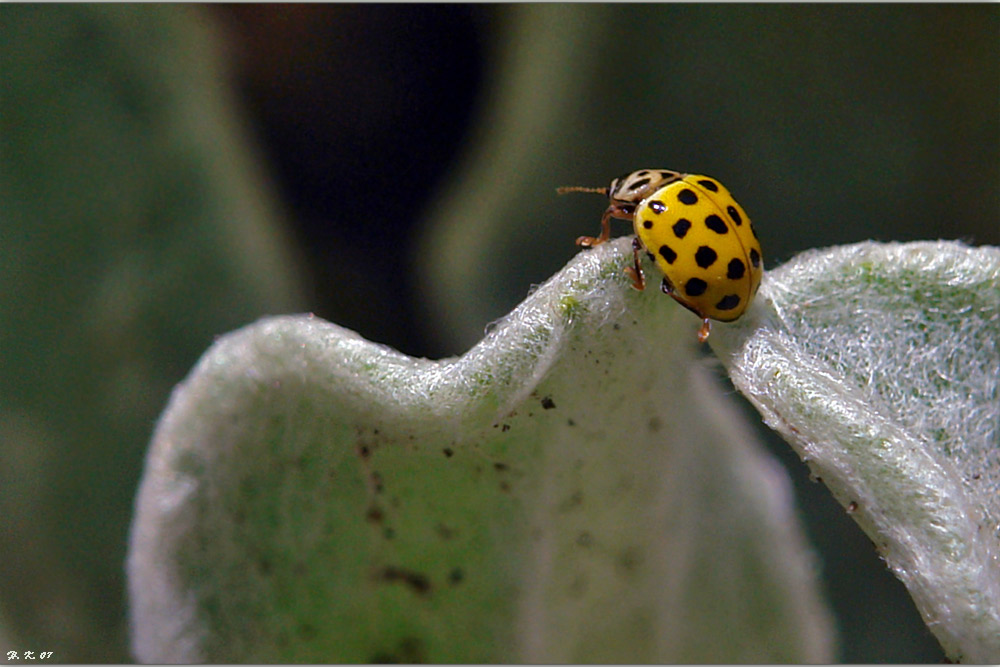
[559, 169, 762, 342]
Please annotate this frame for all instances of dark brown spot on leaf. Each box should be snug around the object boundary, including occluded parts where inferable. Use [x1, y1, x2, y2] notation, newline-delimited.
[378, 566, 431, 595]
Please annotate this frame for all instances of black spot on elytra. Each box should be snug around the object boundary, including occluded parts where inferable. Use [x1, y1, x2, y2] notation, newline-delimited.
[694, 245, 718, 268]
[750, 248, 761, 268]
[661, 276, 674, 294]
[685, 278, 708, 296]
[541, 396, 556, 409]
[672, 218, 692, 238]
[727, 205, 742, 225]
[727, 258, 746, 280]
[716, 294, 741, 311]
[658, 244, 677, 264]
[677, 188, 698, 205]
[648, 200, 666, 214]
[642, 219, 653, 229]
[705, 214, 728, 234]
[378, 566, 431, 595]
[697, 179, 719, 192]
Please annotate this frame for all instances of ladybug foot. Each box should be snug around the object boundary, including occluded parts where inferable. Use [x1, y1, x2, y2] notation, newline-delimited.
[575, 235, 603, 248]
[624, 266, 645, 290]
[697, 318, 712, 343]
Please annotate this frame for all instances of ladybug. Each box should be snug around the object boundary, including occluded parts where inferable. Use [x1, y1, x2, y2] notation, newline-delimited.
[559, 169, 762, 342]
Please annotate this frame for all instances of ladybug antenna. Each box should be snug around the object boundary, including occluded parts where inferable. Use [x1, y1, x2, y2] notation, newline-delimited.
[556, 185, 608, 196]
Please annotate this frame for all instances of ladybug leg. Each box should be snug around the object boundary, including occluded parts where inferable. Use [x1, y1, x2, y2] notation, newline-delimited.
[624, 236, 646, 290]
[575, 207, 614, 248]
[697, 319, 712, 343]
[576, 204, 635, 248]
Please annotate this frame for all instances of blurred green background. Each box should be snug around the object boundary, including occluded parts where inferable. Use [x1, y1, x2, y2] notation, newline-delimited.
[1, 4, 996, 662]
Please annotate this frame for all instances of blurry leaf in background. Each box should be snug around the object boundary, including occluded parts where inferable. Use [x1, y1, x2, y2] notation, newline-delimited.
[0, 5, 304, 661]
[209, 4, 487, 359]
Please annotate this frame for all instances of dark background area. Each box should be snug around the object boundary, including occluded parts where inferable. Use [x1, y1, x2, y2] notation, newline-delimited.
[213, 5, 999, 360]
[213, 5, 489, 359]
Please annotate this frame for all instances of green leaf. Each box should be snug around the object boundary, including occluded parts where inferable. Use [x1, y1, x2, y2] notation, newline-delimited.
[128, 237, 834, 663]
[712, 240, 1000, 663]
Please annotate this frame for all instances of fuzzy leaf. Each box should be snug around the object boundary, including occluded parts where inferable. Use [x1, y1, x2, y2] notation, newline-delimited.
[128, 236, 834, 663]
[711, 240, 1000, 663]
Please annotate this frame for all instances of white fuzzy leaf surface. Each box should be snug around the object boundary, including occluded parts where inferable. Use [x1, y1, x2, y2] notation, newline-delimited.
[127, 237, 834, 663]
[712, 240, 1000, 663]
